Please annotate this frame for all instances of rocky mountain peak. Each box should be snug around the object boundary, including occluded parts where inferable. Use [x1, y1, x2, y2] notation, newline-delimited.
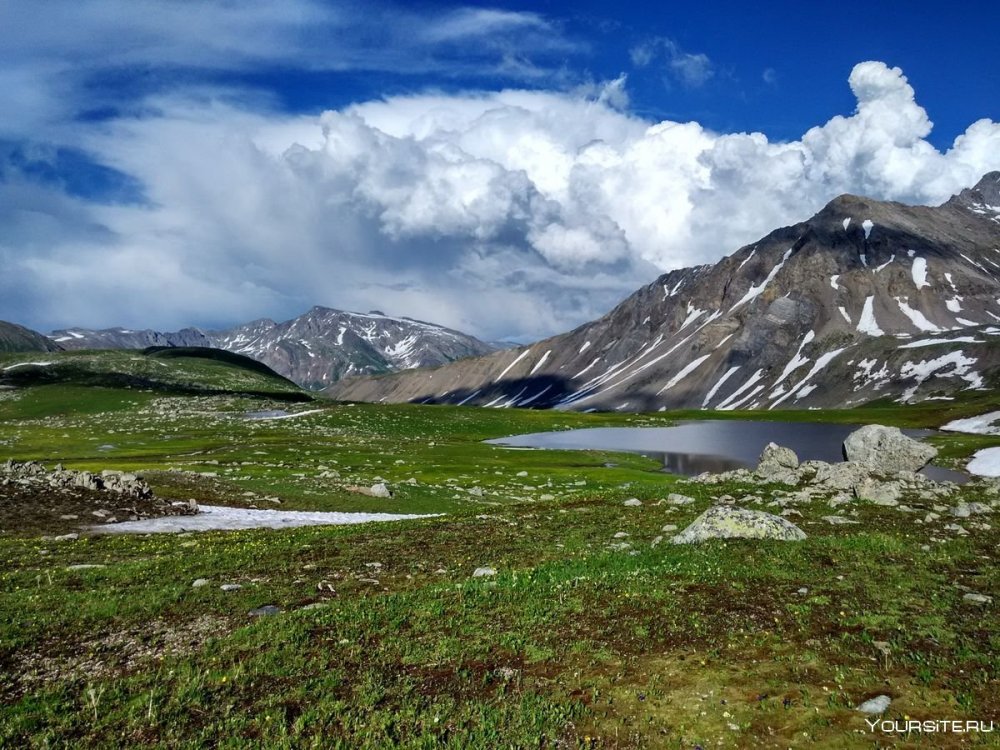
[330, 173, 1000, 412]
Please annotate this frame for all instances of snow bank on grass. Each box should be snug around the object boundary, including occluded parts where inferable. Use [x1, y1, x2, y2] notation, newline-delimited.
[94, 505, 441, 534]
[942, 411, 1000, 436]
[966, 447, 1000, 477]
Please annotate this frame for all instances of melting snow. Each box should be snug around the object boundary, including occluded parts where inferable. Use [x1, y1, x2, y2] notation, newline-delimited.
[838, 306, 852, 324]
[966, 447, 1000, 477]
[898, 350, 983, 402]
[946, 297, 963, 312]
[716, 369, 765, 410]
[529, 350, 551, 375]
[853, 359, 890, 391]
[862, 219, 874, 239]
[2, 361, 56, 371]
[911, 257, 930, 290]
[657, 354, 712, 394]
[495, 349, 530, 382]
[842, 218, 852, 230]
[956, 317, 981, 327]
[578, 341, 591, 355]
[856, 296, 884, 336]
[773, 331, 815, 386]
[730, 248, 792, 311]
[95, 505, 440, 534]
[942, 411, 1000, 436]
[678, 302, 707, 332]
[874, 254, 895, 272]
[830, 275, 840, 290]
[702, 365, 741, 408]
[894, 298, 941, 333]
[713, 333, 734, 350]
[518, 385, 553, 406]
[898, 336, 984, 349]
[769, 348, 849, 409]
[736, 247, 757, 271]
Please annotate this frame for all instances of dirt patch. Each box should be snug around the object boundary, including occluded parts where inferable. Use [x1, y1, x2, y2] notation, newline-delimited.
[0, 481, 195, 537]
[4, 614, 229, 699]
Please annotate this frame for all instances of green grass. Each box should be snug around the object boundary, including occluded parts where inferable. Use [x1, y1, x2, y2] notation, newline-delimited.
[0, 352, 998, 747]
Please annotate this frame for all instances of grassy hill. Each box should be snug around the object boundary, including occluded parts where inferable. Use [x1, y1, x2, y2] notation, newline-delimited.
[0, 348, 309, 401]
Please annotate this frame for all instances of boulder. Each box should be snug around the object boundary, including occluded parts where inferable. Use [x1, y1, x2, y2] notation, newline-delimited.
[670, 505, 806, 544]
[843, 425, 937, 473]
[756, 443, 799, 482]
[853, 478, 903, 506]
[813, 461, 868, 491]
[369, 483, 392, 498]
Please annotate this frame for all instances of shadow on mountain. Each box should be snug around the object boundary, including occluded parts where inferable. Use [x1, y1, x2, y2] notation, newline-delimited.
[411, 374, 578, 408]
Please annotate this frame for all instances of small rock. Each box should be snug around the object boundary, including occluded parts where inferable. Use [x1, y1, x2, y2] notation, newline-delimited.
[855, 695, 892, 714]
[472, 567, 496, 578]
[249, 605, 281, 617]
[369, 482, 392, 498]
[666, 493, 695, 506]
[192, 578, 210, 588]
[963, 593, 992, 605]
[53, 533, 79, 542]
[623, 498, 642, 507]
[220, 584, 242, 592]
[822, 515, 859, 525]
[613, 531, 629, 539]
[66, 564, 106, 571]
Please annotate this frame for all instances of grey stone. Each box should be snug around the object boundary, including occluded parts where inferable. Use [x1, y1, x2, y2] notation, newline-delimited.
[963, 593, 992, 605]
[843, 424, 937, 473]
[666, 493, 695, 506]
[249, 605, 281, 617]
[623, 498, 642, 507]
[192, 578, 210, 588]
[853, 478, 902, 506]
[756, 443, 799, 483]
[369, 482, 392, 498]
[220, 583, 242, 592]
[813, 461, 869, 491]
[670, 505, 806, 544]
[472, 567, 496, 577]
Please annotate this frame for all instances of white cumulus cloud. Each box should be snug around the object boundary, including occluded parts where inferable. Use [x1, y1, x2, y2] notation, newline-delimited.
[2, 61, 999, 344]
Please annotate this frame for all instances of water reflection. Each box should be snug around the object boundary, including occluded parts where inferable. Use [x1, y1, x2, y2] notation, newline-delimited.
[486, 421, 967, 483]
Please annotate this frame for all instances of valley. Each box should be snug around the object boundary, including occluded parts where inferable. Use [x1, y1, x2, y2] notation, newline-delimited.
[1, 349, 998, 747]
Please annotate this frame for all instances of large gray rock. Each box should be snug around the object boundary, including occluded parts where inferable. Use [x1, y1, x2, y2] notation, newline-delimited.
[843, 425, 937, 473]
[756, 443, 800, 484]
[813, 461, 869, 491]
[670, 505, 806, 544]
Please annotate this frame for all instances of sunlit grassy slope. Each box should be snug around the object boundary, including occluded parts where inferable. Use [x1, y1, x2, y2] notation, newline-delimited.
[0, 350, 997, 747]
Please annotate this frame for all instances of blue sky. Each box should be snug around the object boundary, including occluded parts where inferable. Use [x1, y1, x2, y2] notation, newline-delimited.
[1, 0, 998, 340]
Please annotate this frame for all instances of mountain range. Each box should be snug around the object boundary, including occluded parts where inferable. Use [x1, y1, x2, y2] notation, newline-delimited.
[48, 307, 498, 390]
[329, 172, 1000, 411]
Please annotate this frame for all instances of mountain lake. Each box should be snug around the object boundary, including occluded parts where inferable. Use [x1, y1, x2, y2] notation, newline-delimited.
[486, 420, 968, 483]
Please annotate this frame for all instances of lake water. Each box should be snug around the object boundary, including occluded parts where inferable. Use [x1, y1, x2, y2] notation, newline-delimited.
[486, 421, 967, 483]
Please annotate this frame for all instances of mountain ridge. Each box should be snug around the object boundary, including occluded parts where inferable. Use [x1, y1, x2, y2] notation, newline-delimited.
[49, 306, 498, 390]
[328, 172, 1000, 411]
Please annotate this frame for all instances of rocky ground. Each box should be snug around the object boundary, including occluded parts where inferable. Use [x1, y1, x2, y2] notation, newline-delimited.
[0, 460, 197, 537]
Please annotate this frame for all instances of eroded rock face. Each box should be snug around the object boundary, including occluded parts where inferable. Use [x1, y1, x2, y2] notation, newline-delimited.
[670, 505, 806, 544]
[843, 425, 937, 473]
